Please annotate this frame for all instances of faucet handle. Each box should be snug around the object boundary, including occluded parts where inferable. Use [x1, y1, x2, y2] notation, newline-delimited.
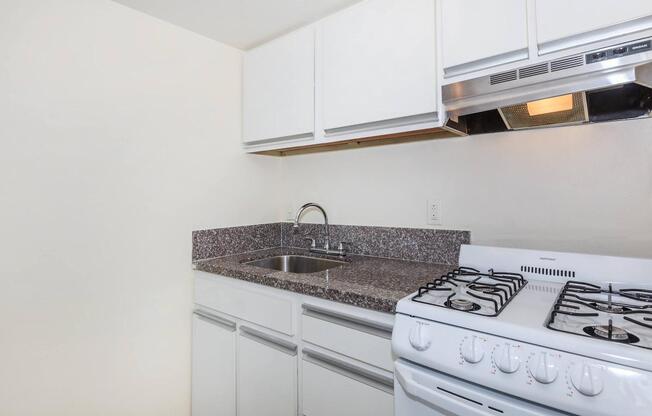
[303, 237, 316, 249]
[337, 241, 353, 252]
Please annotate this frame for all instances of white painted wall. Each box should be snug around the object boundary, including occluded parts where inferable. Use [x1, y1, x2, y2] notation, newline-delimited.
[0, 1, 280, 415]
[282, 119, 652, 258]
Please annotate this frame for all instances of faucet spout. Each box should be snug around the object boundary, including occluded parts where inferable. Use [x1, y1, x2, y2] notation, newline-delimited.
[293, 203, 330, 250]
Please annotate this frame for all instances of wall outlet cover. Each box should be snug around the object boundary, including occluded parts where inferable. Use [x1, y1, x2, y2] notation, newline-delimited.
[427, 199, 442, 225]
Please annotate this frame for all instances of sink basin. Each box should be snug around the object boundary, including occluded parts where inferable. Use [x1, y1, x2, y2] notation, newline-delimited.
[244, 255, 346, 274]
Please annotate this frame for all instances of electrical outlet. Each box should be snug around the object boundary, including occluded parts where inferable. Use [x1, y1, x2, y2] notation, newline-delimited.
[427, 199, 442, 225]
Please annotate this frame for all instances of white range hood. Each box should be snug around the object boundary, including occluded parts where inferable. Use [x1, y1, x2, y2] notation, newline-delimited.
[443, 38, 652, 132]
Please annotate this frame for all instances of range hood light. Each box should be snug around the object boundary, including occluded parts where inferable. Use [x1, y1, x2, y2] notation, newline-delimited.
[526, 94, 574, 116]
[498, 92, 587, 129]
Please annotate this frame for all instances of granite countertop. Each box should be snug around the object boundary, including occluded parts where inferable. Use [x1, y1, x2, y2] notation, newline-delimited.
[193, 247, 455, 313]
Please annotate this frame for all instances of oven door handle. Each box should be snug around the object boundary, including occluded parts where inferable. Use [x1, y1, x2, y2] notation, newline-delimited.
[395, 361, 559, 416]
[395, 365, 493, 416]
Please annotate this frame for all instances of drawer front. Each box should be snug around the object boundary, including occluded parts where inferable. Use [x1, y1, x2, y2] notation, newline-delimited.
[194, 273, 294, 335]
[301, 304, 393, 371]
[302, 355, 393, 416]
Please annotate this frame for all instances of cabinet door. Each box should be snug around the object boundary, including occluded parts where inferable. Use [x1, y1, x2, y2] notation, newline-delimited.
[302, 352, 393, 416]
[191, 312, 236, 416]
[536, 0, 652, 54]
[321, 0, 438, 135]
[441, 0, 528, 77]
[237, 326, 297, 416]
[243, 26, 314, 145]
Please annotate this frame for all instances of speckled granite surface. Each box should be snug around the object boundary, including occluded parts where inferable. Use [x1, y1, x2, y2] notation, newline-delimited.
[193, 247, 455, 313]
[192, 223, 281, 261]
[194, 222, 470, 264]
[281, 223, 469, 265]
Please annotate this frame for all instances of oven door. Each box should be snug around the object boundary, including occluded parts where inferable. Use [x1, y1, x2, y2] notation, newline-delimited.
[394, 359, 567, 416]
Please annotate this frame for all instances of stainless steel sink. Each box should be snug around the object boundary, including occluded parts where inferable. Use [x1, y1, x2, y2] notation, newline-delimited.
[244, 255, 346, 274]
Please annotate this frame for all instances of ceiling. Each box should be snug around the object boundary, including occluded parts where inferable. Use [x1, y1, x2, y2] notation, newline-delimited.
[112, 0, 363, 50]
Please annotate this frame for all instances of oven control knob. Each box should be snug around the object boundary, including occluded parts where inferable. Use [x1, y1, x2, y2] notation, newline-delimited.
[494, 342, 521, 373]
[529, 352, 558, 384]
[408, 322, 431, 351]
[461, 335, 485, 363]
[570, 363, 604, 396]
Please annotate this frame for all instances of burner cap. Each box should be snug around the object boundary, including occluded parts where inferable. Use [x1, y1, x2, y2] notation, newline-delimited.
[582, 325, 640, 343]
[448, 299, 480, 311]
[594, 325, 628, 340]
[593, 303, 627, 313]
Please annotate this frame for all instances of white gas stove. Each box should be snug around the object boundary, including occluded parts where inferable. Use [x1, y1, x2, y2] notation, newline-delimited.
[392, 245, 652, 416]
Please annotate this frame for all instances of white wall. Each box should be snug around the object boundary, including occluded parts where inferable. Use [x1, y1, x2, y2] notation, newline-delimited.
[282, 118, 652, 258]
[0, 1, 280, 415]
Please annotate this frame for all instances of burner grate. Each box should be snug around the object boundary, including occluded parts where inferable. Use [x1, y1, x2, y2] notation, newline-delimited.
[411, 267, 527, 316]
[547, 281, 652, 349]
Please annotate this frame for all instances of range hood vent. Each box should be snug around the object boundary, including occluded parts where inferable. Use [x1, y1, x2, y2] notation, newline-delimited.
[550, 55, 584, 72]
[443, 38, 652, 134]
[518, 63, 549, 79]
[490, 70, 517, 85]
[490, 57, 585, 87]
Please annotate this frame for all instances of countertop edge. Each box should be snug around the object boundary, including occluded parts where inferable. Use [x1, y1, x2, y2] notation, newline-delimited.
[193, 248, 457, 314]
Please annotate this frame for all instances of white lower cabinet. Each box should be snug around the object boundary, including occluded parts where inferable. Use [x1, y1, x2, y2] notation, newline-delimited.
[237, 327, 298, 416]
[302, 354, 393, 416]
[191, 312, 237, 416]
[193, 272, 395, 416]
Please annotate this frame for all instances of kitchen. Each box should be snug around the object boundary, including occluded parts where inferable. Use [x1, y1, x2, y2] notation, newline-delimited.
[2, 0, 651, 415]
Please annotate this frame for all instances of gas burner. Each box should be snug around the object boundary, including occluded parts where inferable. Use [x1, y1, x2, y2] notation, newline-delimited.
[412, 267, 527, 316]
[583, 325, 640, 343]
[446, 299, 480, 311]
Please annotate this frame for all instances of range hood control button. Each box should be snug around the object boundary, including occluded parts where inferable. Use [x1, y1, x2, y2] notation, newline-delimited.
[613, 47, 627, 55]
[591, 52, 607, 61]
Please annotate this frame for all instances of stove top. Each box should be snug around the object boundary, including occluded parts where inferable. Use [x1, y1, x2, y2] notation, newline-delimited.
[411, 267, 527, 316]
[396, 244, 652, 371]
[547, 281, 652, 349]
[393, 245, 652, 416]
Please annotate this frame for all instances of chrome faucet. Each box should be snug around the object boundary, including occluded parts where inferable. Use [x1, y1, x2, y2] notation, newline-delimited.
[293, 202, 330, 250]
[293, 203, 347, 256]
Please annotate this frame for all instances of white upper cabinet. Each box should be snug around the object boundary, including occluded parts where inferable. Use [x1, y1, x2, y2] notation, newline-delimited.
[320, 0, 439, 137]
[241, 0, 652, 152]
[536, 0, 652, 55]
[242, 26, 314, 145]
[440, 0, 529, 78]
